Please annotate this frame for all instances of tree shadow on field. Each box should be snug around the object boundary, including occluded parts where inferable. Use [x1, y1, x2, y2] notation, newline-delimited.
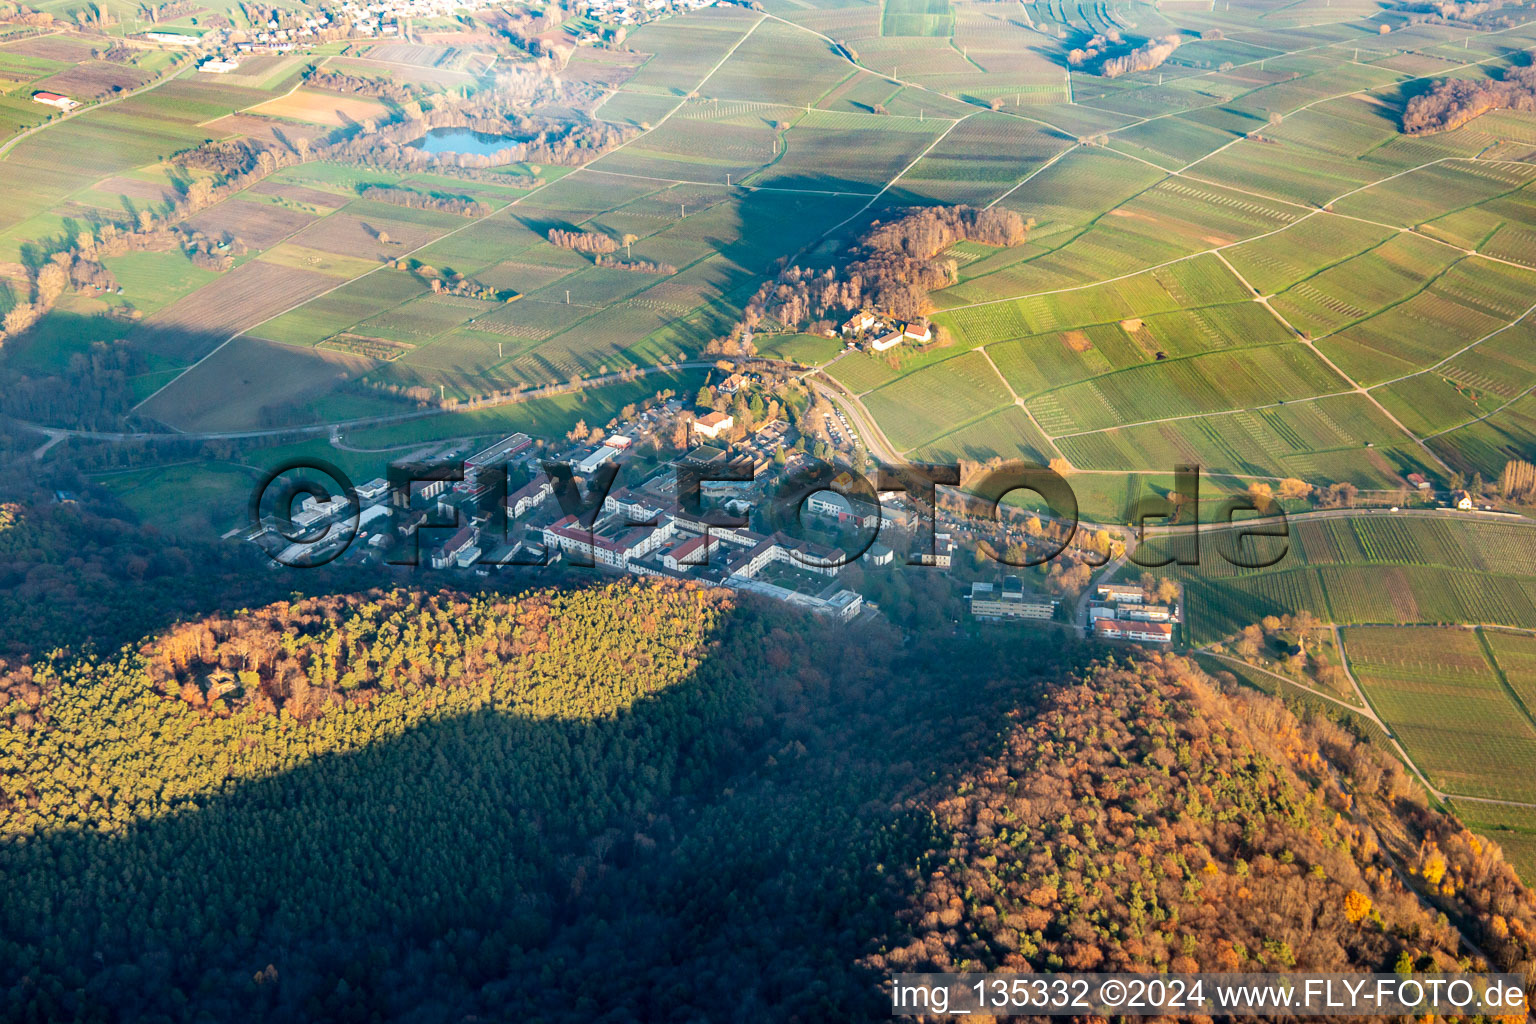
[0, 598, 1089, 1022]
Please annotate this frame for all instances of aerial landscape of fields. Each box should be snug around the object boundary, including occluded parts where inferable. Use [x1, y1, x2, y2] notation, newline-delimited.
[7, 0, 1536, 1015]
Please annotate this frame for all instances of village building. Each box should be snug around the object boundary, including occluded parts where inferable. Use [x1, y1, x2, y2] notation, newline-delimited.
[431, 526, 479, 569]
[691, 411, 734, 439]
[1094, 619, 1174, 643]
[31, 92, 78, 111]
[804, 490, 881, 530]
[969, 578, 1058, 621]
[1096, 582, 1144, 604]
[507, 478, 553, 519]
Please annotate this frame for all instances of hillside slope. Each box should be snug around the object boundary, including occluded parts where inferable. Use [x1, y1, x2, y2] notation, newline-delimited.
[1, 581, 1532, 1021]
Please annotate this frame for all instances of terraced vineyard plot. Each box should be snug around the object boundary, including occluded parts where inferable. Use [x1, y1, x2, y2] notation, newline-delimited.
[592, 119, 782, 183]
[701, 20, 852, 105]
[1037, 343, 1347, 435]
[996, 147, 1166, 231]
[1111, 178, 1302, 250]
[1224, 215, 1393, 297]
[249, 270, 427, 347]
[1430, 392, 1536, 477]
[612, 11, 756, 95]
[897, 113, 1070, 204]
[1374, 373, 1495, 437]
[826, 351, 903, 393]
[1173, 518, 1536, 641]
[881, 0, 954, 36]
[1436, 319, 1536, 399]
[1055, 392, 1430, 486]
[861, 351, 1012, 450]
[1343, 626, 1536, 803]
[939, 256, 1247, 345]
[1319, 283, 1510, 385]
[752, 125, 946, 193]
[468, 298, 593, 341]
[987, 324, 1142, 396]
[1269, 233, 1462, 340]
[354, 295, 495, 343]
[1111, 116, 1238, 169]
[1331, 160, 1536, 228]
[915, 404, 1054, 464]
[1484, 630, 1536, 721]
[1194, 141, 1375, 208]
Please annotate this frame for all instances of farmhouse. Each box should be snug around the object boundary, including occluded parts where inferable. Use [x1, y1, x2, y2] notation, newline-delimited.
[1452, 489, 1474, 510]
[691, 411, 734, 438]
[31, 92, 77, 111]
[901, 320, 931, 342]
[869, 331, 904, 352]
[841, 311, 877, 334]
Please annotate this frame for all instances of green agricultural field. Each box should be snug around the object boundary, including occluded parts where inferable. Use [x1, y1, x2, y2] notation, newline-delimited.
[862, 350, 1011, 451]
[1342, 625, 1536, 804]
[881, 0, 953, 37]
[1173, 516, 1536, 643]
[1, 0, 1536, 601]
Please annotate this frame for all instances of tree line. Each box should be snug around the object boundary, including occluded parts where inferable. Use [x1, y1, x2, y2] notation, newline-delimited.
[745, 204, 1032, 327]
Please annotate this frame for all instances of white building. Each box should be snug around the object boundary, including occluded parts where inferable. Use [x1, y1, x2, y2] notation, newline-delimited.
[663, 533, 721, 570]
[970, 580, 1057, 621]
[31, 92, 77, 111]
[1097, 583, 1144, 604]
[508, 479, 552, 519]
[1094, 618, 1173, 643]
[841, 311, 877, 334]
[692, 411, 734, 439]
[577, 445, 622, 475]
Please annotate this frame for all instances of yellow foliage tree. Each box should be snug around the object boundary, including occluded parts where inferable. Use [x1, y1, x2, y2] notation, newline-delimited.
[1344, 889, 1372, 924]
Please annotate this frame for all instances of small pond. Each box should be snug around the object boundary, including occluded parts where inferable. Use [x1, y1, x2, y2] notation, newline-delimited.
[407, 127, 518, 156]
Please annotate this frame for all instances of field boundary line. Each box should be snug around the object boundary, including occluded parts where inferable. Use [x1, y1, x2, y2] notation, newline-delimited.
[132, 12, 769, 415]
[0, 53, 191, 163]
[1474, 626, 1536, 738]
[975, 345, 1067, 461]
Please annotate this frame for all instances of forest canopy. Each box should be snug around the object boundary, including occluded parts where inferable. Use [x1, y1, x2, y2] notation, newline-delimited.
[2, 580, 1533, 1020]
[1402, 64, 1536, 134]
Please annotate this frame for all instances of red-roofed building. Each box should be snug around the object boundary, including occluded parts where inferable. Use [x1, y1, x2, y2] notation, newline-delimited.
[1093, 618, 1173, 643]
[663, 533, 721, 570]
